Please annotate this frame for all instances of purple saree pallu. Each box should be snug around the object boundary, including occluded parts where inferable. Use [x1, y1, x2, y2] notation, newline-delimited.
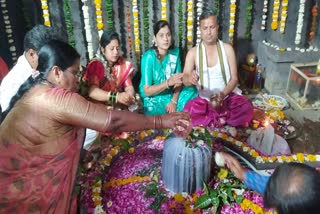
[183, 93, 253, 127]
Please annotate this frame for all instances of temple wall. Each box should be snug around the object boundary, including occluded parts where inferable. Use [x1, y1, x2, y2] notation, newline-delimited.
[0, 0, 319, 94]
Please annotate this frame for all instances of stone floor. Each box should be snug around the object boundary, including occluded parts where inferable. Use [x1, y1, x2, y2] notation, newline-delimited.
[284, 105, 320, 154]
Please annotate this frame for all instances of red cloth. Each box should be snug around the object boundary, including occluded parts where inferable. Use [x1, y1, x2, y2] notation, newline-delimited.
[84, 57, 134, 92]
[0, 56, 9, 83]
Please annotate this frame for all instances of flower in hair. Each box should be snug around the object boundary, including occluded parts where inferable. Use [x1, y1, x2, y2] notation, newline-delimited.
[31, 70, 40, 79]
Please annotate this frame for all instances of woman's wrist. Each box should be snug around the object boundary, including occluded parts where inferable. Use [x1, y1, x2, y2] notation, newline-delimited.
[171, 99, 177, 105]
[166, 79, 170, 89]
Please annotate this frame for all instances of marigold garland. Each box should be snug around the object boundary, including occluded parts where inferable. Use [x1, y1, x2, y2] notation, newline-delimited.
[229, 0, 237, 45]
[309, 3, 318, 43]
[161, 0, 167, 21]
[295, 0, 306, 45]
[132, 0, 140, 62]
[279, 0, 289, 34]
[0, 0, 17, 63]
[186, 0, 194, 49]
[40, 0, 51, 26]
[270, 0, 280, 30]
[240, 198, 275, 214]
[261, 0, 268, 30]
[94, 0, 103, 32]
[105, 0, 113, 30]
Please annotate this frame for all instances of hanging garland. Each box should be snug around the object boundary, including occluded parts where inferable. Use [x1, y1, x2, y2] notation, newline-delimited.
[309, 3, 318, 43]
[245, 0, 253, 40]
[142, 0, 149, 49]
[178, 0, 185, 48]
[63, 0, 75, 48]
[161, 0, 167, 20]
[186, 0, 194, 49]
[0, 0, 17, 63]
[213, 0, 220, 15]
[279, 0, 289, 34]
[132, 0, 140, 62]
[125, 1, 133, 59]
[317, 58, 320, 74]
[229, 0, 237, 45]
[261, 0, 268, 30]
[105, 0, 113, 30]
[294, 0, 306, 45]
[94, 0, 103, 34]
[196, 0, 203, 44]
[40, 0, 51, 26]
[270, 0, 280, 30]
[82, 0, 94, 59]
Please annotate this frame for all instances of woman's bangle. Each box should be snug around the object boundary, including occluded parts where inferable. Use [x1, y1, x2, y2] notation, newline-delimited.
[171, 99, 177, 105]
[166, 79, 170, 89]
[109, 92, 117, 103]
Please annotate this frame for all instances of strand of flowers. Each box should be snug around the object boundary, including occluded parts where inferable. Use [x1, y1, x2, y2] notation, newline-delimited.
[240, 198, 274, 214]
[196, 0, 203, 44]
[309, 3, 318, 43]
[40, 0, 51, 26]
[186, 0, 194, 49]
[132, 0, 140, 63]
[104, 175, 151, 188]
[105, 0, 113, 30]
[279, 0, 289, 34]
[228, 0, 237, 45]
[0, 0, 17, 63]
[63, 0, 75, 48]
[213, 0, 220, 16]
[94, 0, 103, 37]
[82, 0, 94, 59]
[161, 0, 167, 20]
[178, 0, 184, 48]
[142, 0, 149, 49]
[210, 129, 320, 164]
[270, 0, 280, 30]
[317, 58, 320, 75]
[245, 0, 253, 40]
[125, 1, 133, 59]
[261, 0, 268, 30]
[262, 40, 319, 53]
[294, 0, 306, 45]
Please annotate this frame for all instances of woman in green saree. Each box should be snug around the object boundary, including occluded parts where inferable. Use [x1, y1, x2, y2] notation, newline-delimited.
[139, 20, 197, 115]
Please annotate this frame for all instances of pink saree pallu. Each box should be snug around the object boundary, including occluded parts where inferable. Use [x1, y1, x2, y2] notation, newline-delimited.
[184, 93, 254, 127]
[0, 129, 84, 214]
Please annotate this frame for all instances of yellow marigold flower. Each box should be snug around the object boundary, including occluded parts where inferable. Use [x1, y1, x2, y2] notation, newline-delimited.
[146, 129, 153, 135]
[296, 153, 305, 162]
[174, 193, 184, 203]
[96, 10, 102, 15]
[230, 3, 236, 9]
[221, 133, 228, 140]
[271, 156, 277, 161]
[93, 191, 100, 197]
[279, 48, 286, 52]
[307, 154, 316, 162]
[288, 156, 294, 161]
[128, 147, 135, 153]
[42, 5, 48, 9]
[185, 205, 193, 214]
[217, 168, 228, 179]
[187, 20, 193, 25]
[97, 23, 103, 30]
[43, 13, 50, 17]
[94, 200, 101, 206]
[44, 21, 51, 26]
[229, 28, 235, 33]
[94, 0, 101, 4]
[252, 151, 259, 158]
[281, 155, 287, 161]
[271, 22, 278, 30]
[262, 156, 268, 161]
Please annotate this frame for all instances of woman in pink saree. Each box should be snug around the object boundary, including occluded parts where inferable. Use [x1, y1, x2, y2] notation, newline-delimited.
[0, 40, 191, 213]
[83, 30, 136, 109]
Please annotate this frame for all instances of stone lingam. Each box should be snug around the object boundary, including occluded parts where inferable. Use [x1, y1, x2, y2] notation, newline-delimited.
[161, 130, 212, 194]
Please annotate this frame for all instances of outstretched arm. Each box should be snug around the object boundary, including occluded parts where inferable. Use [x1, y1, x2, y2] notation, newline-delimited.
[221, 152, 269, 194]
